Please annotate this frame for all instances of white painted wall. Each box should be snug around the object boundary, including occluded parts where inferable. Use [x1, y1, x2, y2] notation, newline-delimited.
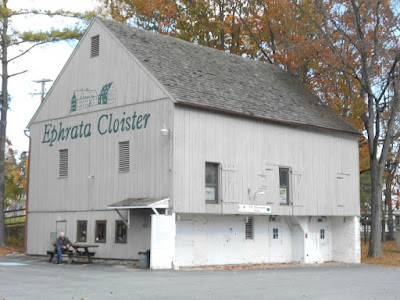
[174, 214, 350, 267]
[331, 216, 361, 263]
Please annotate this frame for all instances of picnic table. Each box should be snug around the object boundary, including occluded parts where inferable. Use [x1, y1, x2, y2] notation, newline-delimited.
[72, 243, 99, 263]
[47, 243, 99, 264]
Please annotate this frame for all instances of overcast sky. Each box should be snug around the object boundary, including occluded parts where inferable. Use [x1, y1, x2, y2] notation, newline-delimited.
[7, 0, 98, 155]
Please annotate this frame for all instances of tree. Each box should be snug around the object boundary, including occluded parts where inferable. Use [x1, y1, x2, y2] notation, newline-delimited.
[0, 0, 94, 246]
[301, 0, 400, 257]
[4, 139, 26, 210]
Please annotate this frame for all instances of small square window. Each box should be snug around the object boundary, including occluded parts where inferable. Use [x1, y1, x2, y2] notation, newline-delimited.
[320, 229, 325, 239]
[273, 228, 279, 239]
[76, 221, 87, 242]
[205, 162, 219, 204]
[95, 221, 107, 243]
[115, 221, 127, 244]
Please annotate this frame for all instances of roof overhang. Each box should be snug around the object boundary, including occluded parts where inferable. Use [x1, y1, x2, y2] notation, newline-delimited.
[107, 197, 169, 210]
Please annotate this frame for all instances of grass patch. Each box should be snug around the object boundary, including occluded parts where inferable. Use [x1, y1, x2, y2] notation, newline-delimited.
[5, 216, 25, 225]
[361, 239, 400, 267]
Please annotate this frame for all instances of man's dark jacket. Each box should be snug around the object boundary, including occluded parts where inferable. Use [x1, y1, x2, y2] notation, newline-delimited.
[56, 237, 72, 248]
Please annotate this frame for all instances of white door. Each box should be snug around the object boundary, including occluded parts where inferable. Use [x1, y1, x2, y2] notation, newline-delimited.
[318, 227, 330, 261]
[305, 233, 320, 263]
[269, 225, 282, 263]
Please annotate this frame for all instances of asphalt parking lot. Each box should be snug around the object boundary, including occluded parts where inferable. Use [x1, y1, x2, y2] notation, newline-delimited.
[0, 255, 400, 300]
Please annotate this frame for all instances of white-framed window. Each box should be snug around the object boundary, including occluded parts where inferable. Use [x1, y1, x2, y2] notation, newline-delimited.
[245, 217, 254, 239]
[59, 149, 68, 178]
[320, 229, 325, 239]
[205, 162, 220, 204]
[279, 167, 290, 205]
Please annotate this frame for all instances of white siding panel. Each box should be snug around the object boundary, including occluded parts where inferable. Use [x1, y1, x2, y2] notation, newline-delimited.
[173, 107, 359, 216]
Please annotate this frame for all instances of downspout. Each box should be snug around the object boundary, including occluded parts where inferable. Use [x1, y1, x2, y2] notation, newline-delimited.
[23, 129, 30, 252]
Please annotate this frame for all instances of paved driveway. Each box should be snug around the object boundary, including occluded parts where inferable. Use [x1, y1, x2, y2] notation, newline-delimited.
[0, 256, 399, 299]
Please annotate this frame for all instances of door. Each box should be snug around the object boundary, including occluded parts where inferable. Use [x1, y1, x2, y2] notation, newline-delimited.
[305, 232, 320, 263]
[52, 220, 67, 242]
[269, 224, 282, 263]
[318, 227, 330, 261]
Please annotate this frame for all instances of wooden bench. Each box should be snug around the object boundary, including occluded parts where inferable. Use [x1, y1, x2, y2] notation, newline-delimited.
[47, 249, 74, 264]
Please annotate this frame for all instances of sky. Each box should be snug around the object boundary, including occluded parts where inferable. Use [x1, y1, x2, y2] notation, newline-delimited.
[7, 0, 99, 155]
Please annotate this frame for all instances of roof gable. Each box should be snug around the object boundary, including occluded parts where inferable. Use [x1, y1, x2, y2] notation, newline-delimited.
[98, 18, 359, 135]
[28, 19, 169, 127]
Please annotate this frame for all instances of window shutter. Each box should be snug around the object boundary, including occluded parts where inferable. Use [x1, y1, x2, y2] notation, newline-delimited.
[91, 35, 100, 57]
[245, 217, 254, 239]
[119, 141, 130, 173]
[221, 163, 238, 203]
[59, 149, 68, 178]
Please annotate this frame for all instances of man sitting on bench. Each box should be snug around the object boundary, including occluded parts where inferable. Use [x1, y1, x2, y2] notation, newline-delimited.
[56, 232, 72, 264]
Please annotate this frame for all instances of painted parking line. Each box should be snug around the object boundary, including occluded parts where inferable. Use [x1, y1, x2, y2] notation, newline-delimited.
[0, 262, 28, 266]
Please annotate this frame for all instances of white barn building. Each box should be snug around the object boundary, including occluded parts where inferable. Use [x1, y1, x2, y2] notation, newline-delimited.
[26, 18, 361, 268]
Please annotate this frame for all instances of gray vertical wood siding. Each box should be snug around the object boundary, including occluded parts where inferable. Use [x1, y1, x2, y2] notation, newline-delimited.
[172, 107, 360, 216]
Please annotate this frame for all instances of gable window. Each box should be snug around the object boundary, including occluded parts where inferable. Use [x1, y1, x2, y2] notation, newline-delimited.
[245, 217, 254, 240]
[91, 35, 100, 57]
[95, 220, 107, 243]
[279, 168, 290, 205]
[320, 229, 325, 239]
[115, 221, 127, 244]
[205, 162, 219, 204]
[59, 149, 68, 178]
[118, 141, 130, 173]
[76, 221, 87, 243]
[273, 228, 279, 239]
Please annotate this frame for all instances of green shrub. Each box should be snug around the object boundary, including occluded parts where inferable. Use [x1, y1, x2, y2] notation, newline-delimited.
[6, 236, 24, 248]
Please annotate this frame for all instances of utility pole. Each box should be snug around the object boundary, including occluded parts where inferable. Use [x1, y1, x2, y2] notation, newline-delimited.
[33, 79, 52, 102]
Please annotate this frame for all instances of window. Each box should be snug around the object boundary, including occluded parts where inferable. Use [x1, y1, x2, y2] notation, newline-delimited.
[115, 221, 127, 243]
[91, 35, 100, 57]
[118, 141, 130, 173]
[273, 228, 279, 239]
[205, 162, 219, 204]
[279, 168, 290, 205]
[95, 221, 107, 243]
[245, 217, 254, 239]
[59, 149, 68, 178]
[320, 229, 325, 239]
[76, 221, 87, 242]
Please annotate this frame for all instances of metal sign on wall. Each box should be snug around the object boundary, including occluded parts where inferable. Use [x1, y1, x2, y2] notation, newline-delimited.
[238, 204, 272, 214]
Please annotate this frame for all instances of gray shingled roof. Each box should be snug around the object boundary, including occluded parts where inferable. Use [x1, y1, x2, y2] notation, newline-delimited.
[98, 18, 359, 135]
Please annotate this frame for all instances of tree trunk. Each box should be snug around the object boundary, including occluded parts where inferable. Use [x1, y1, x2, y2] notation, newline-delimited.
[381, 198, 386, 243]
[368, 160, 383, 257]
[388, 201, 395, 240]
[0, 1, 8, 246]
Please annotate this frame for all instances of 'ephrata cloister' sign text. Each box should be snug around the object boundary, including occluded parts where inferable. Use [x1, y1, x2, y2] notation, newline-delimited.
[42, 111, 151, 147]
